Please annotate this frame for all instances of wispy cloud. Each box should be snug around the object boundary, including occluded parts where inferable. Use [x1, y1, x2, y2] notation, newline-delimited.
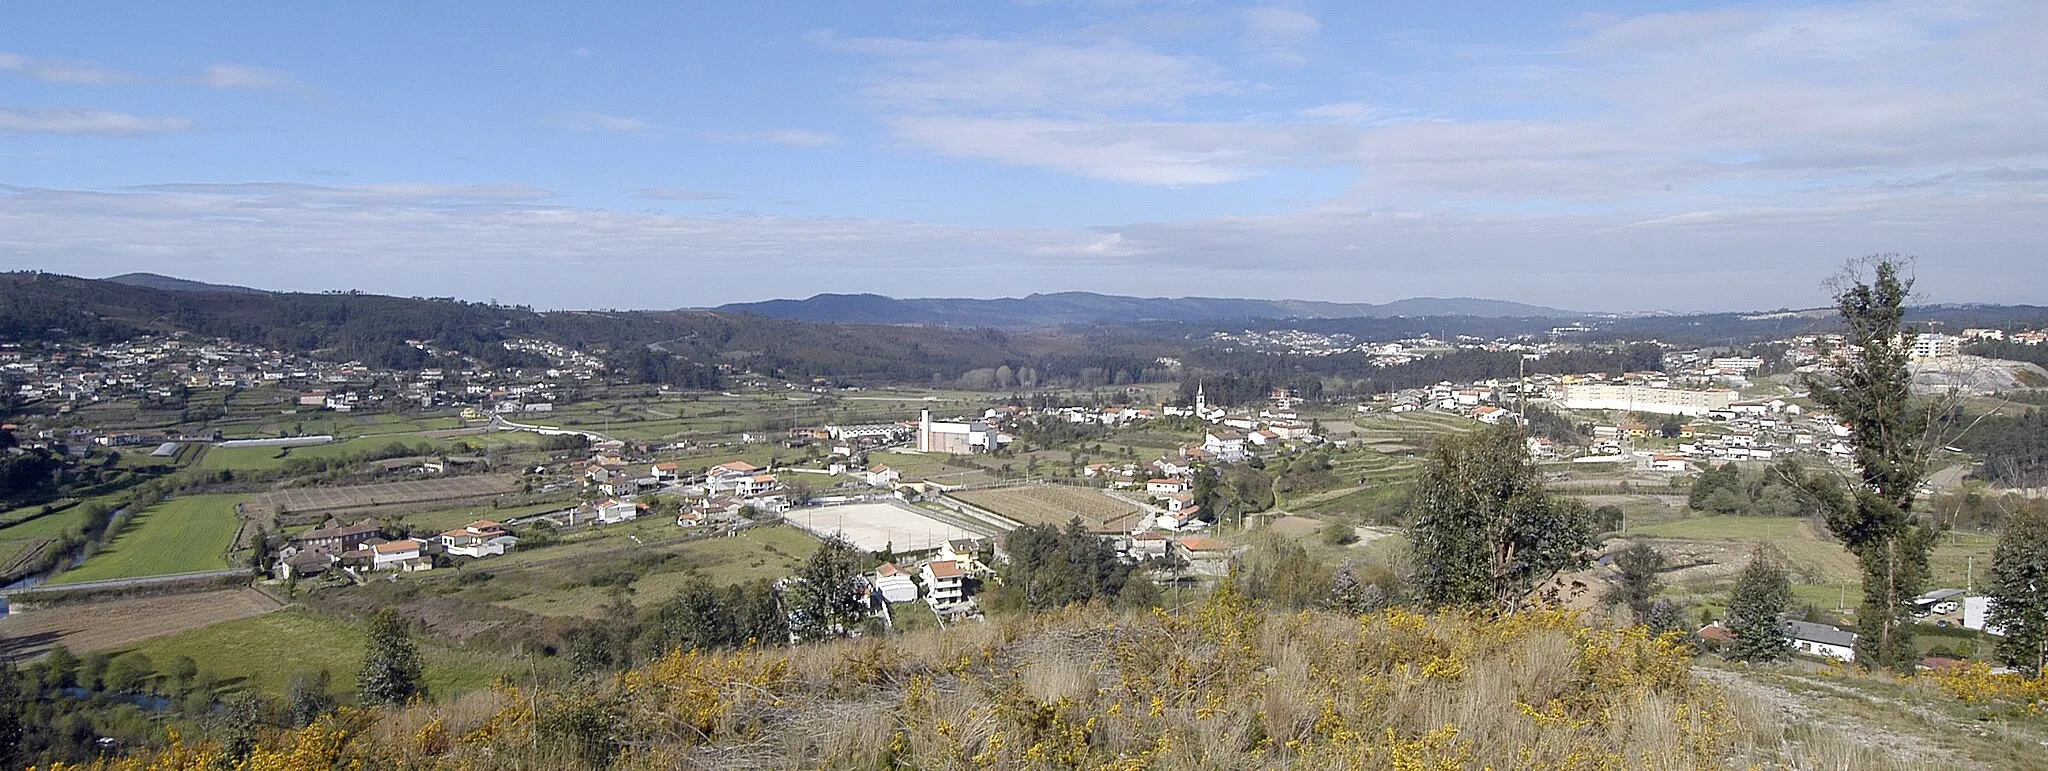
[705, 129, 841, 146]
[0, 53, 139, 85]
[0, 107, 193, 136]
[551, 110, 660, 135]
[195, 63, 299, 91]
[634, 187, 737, 200]
[1, 52, 304, 92]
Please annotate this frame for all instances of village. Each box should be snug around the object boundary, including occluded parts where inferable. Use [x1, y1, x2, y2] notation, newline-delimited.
[5, 316, 2045, 676]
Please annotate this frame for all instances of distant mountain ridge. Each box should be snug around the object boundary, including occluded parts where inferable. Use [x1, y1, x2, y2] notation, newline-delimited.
[103, 272, 267, 295]
[712, 292, 1581, 327]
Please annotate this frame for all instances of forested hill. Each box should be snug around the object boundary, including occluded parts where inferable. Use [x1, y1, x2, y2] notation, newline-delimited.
[713, 291, 1579, 327]
[0, 271, 1171, 386]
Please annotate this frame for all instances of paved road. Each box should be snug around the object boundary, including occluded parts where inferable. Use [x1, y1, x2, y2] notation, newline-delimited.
[1926, 463, 1969, 493]
[490, 414, 615, 442]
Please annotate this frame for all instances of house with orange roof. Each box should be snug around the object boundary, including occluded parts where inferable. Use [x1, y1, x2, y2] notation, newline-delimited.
[440, 520, 517, 558]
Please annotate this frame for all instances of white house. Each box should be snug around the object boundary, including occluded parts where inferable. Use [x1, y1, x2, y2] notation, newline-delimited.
[705, 460, 763, 493]
[1203, 430, 1247, 463]
[1783, 619, 1857, 662]
[371, 538, 428, 571]
[1146, 478, 1188, 495]
[865, 465, 900, 487]
[873, 563, 920, 604]
[939, 538, 982, 566]
[591, 498, 641, 525]
[439, 520, 518, 558]
[1964, 596, 2007, 636]
[921, 560, 967, 607]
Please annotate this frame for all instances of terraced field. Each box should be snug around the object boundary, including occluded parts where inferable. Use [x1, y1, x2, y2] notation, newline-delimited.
[952, 485, 1143, 531]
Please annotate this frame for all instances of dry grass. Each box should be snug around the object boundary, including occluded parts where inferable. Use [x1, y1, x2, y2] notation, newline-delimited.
[52, 592, 2031, 770]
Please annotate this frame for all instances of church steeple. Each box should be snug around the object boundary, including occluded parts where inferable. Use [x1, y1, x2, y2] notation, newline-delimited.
[1194, 382, 1206, 414]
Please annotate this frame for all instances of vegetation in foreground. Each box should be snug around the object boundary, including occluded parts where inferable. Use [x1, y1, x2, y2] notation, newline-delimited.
[16, 594, 1739, 770]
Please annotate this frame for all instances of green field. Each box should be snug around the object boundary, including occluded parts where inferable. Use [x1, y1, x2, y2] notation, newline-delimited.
[486, 525, 820, 618]
[1629, 516, 1806, 540]
[49, 494, 246, 584]
[132, 609, 513, 698]
[199, 435, 450, 471]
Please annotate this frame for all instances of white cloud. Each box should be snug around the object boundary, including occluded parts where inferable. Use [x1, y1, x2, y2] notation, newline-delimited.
[706, 129, 841, 146]
[0, 53, 139, 85]
[0, 107, 193, 136]
[196, 63, 299, 91]
[1240, 7, 1320, 65]
[1, 53, 303, 91]
[832, 33, 1237, 113]
[890, 115, 1353, 184]
[634, 187, 736, 200]
[123, 182, 555, 202]
[552, 110, 659, 135]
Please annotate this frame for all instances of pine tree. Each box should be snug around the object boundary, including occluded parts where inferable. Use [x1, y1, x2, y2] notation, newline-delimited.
[1408, 423, 1595, 614]
[1726, 548, 1792, 663]
[1988, 506, 2048, 675]
[357, 607, 425, 706]
[1607, 543, 1665, 622]
[1802, 257, 1941, 671]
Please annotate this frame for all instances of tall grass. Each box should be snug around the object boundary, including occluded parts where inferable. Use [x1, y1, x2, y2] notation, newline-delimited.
[39, 589, 1996, 770]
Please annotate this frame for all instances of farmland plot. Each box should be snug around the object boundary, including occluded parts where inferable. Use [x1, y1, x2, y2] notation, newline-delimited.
[951, 485, 1143, 532]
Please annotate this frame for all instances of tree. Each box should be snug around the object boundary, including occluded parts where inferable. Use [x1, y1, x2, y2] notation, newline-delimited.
[1607, 543, 1665, 622]
[357, 607, 426, 706]
[102, 652, 153, 694]
[786, 534, 869, 642]
[1319, 519, 1359, 546]
[286, 670, 338, 727]
[0, 664, 22, 770]
[1988, 506, 2048, 675]
[1802, 257, 1942, 671]
[1230, 532, 1331, 611]
[1725, 548, 1792, 663]
[998, 519, 1132, 611]
[1408, 423, 1595, 614]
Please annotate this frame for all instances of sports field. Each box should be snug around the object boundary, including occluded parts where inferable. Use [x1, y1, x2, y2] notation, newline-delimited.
[784, 502, 983, 553]
[48, 494, 245, 585]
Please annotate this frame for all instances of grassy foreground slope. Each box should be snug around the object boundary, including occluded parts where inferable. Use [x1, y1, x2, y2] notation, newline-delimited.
[48, 593, 2039, 771]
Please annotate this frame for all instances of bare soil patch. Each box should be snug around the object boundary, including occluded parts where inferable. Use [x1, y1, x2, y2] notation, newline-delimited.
[0, 588, 284, 660]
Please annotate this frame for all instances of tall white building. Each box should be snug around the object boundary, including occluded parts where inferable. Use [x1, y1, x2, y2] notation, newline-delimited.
[1552, 384, 1735, 417]
[1910, 333, 1960, 359]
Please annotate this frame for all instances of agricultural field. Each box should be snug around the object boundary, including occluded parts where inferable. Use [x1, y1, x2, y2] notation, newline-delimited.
[246, 474, 522, 515]
[0, 588, 282, 661]
[197, 435, 450, 471]
[388, 500, 576, 535]
[132, 608, 514, 698]
[1627, 514, 2002, 616]
[47, 494, 246, 585]
[485, 525, 821, 618]
[952, 484, 1143, 532]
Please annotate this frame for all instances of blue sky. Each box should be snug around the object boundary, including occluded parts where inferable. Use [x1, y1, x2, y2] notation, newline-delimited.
[2, 0, 2044, 311]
